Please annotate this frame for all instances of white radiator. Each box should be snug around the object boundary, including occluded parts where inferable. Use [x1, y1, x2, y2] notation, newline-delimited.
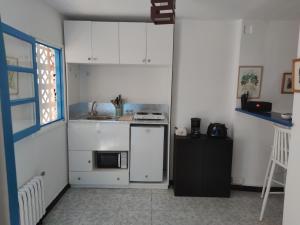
[18, 176, 46, 225]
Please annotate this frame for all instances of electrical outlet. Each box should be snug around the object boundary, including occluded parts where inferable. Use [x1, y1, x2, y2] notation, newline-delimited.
[243, 24, 253, 35]
[232, 177, 245, 185]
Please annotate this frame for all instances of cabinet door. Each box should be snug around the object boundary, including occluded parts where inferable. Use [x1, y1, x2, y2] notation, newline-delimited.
[68, 122, 130, 151]
[97, 123, 130, 151]
[130, 126, 164, 182]
[70, 171, 129, 186]
[146, 24, 174, 65]
[69, 151, 93, 172]
[91, 22, 119, 64]
[64, 21, 92, 63]
[203, 139, 233, 197]
[119, 23, 147, 64]
[173, 137, 206, 196]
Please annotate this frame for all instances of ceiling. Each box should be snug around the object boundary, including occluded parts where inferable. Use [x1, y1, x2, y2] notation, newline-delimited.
[42, 0, 300, 20]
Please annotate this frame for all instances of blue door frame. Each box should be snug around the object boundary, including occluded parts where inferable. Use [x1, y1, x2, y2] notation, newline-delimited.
[0, 20, 20, 225]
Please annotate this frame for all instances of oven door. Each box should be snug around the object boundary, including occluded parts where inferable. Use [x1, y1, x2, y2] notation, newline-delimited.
[95, 152, 120, 169]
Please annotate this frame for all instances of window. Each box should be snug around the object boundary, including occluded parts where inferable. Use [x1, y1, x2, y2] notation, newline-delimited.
[36, 43, 63, 125]
[2, 23, 40, 142]
[1, 23, 64, 142]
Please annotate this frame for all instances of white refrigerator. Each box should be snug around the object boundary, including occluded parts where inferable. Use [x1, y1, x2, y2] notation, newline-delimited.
[130, 126, 165, 182]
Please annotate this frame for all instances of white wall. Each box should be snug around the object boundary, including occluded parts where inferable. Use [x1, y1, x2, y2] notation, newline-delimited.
[14, 123, 67, 206]
[67, 64, 81, 106]
[283, 26, 300, 225]
[0, 0, 68, 207]
[77, 65, 172, 104]
[0, 108, 10, 225]
[231, 112, 276, 185]
[171, 19, 299, 186]
[172, 19, 242, 134]
[0, 0, 63, 45]
[170, 19, 242, 177]
[239, 20, 298, 112]
[232, 20, 299, 186]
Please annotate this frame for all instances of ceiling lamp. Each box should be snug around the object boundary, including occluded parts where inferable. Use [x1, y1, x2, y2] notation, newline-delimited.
[151, 0, 175, 25]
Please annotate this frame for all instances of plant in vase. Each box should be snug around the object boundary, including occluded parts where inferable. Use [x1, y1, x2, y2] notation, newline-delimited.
[111, 94, 123, 117]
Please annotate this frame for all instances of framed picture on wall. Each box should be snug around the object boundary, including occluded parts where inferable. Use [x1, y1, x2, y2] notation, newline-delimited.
[281, 73, 293, 94]
[7, 57, 19, 95]
[237, 66, 263, 99]
[293, 59, 300, 93]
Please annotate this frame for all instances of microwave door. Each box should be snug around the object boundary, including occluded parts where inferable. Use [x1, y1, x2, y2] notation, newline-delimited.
[98, 153, 119, 168]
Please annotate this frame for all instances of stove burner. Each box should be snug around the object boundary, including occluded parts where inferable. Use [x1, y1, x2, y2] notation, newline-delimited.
[134, 111, 166, 120]
[136, 112, 148, 115]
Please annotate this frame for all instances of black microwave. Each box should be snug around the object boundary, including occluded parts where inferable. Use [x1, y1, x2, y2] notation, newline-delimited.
[94, 152, 128, 169]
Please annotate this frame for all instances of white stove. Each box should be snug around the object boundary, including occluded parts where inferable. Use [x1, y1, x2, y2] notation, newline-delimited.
[133, 112, 165, 120]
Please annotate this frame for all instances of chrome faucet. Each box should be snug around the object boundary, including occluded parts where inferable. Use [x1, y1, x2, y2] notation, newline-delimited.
[90, 101, 97, 116]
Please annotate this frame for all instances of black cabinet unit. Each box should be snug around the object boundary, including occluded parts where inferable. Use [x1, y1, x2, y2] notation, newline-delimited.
[173, 135, 233, 197]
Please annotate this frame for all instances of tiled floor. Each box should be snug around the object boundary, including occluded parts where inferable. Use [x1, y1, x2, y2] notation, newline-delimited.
[44, 188, 284, 225]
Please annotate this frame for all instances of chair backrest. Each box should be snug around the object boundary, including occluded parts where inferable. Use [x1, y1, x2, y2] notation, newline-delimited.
[272, 125, 291, 167]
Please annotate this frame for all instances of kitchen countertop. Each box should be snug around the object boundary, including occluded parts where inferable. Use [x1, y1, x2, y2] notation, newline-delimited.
[235, 108, 293, 127]
[69, 115, 169, 125]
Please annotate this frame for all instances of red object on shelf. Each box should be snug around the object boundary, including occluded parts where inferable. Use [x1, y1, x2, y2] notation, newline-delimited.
[151, 0, 175, 25]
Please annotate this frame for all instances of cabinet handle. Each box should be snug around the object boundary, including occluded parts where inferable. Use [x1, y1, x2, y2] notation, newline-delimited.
[145, 175, 148, 178]
[88, 160, 91, 164]
[88, 57, 91, 61]
[147, 59, 151, 63]
[117, 177, 120, 181]
[77, 177, 81, 181]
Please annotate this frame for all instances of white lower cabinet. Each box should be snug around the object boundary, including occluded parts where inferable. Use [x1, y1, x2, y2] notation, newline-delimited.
[69, 151, 93, 172]
[68, 121, 166, 187]
[69, 122, 130, 151]
[68, 121, 131, 187]
[130, 126, 165, 182]
[70, 170, 129, 186]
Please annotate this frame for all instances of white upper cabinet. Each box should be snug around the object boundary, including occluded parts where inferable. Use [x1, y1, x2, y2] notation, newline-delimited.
[146, 24, 174, 65]
[64, 21, 174, 65]
[119, 23, 174, 65]
[119, 23, 147, 65]
[91, 22, 119, 64]
[64, 21, 119, 64]
[64, 21, 92, 63]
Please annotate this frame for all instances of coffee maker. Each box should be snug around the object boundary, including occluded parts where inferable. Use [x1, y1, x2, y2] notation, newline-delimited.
[191, 118, 201, 138]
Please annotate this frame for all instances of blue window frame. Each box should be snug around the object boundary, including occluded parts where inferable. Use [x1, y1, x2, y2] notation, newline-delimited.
[0, 21, 64, 225]
[2, 23, 40, 142]
[36, 42, 64, 126]
[0, 20, 20, 225]
[1, 23, 65, 141]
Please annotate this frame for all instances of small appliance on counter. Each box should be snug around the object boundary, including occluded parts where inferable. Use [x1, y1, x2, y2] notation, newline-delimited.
[133, 112, 165, 120]
[207, 123, 227, 138]
[190, 118, 201, 138]
[246, 101, 272, 113]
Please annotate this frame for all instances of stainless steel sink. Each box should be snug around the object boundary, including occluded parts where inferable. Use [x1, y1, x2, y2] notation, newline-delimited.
[86, 115, 115, 121]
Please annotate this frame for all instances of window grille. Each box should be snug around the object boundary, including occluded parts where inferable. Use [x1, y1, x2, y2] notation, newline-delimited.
[36, 44, 58, 125]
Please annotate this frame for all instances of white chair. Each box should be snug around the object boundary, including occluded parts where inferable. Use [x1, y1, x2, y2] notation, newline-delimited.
[260, 125, 291, 221]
